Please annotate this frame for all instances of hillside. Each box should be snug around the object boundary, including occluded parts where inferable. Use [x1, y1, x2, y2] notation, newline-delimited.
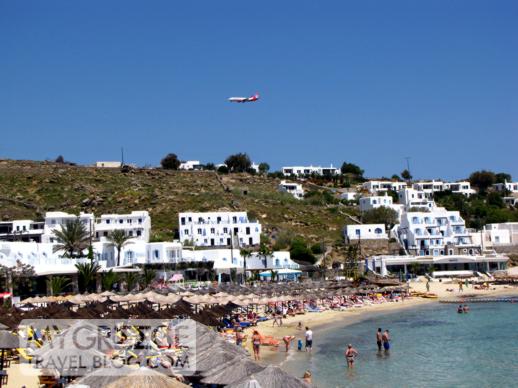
[0, 160, 359, 249]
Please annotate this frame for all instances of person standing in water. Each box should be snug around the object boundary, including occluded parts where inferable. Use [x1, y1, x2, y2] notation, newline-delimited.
[345, 344, 359, 368]
[376, 328, 383, 351]
[305, 327, 313, 352]
[382, 329, 391, 351]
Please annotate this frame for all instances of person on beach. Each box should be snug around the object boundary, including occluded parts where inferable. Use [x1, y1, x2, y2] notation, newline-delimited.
[252, 330, 262, 361]
[426, 280, 430, 293]
[272, 312, 279, 327]
[283, 335, 295, 352]
[302, 370, 312, 384]
[382, 330, 390, 351]
[376, 328, 383, 351]
[305, 327, 313, 352]
[458, 281, 463, 292]
[235, 327, 244, 346]
[345, 344, 359, 368]
[297, 321, 303, 331]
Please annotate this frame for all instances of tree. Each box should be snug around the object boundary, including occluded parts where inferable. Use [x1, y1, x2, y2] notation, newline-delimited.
[140, 267, 157, 288]
[240, 248, 253, 284]
[362, 207, 398, 229]
[0, 261, 35, 296]
[258, 162, 270, 174]
[258, 243, 272, 269]
[46, 276, 70, 296]
[75, 261, 100, 293]
[224, 153, 252, 173]
[102, 270, 119, 291]
[341, 162, 364, 177]
[469, 170, 496, 193]
[55, 155, 65, 164]
[289, 236, 316, 264]
[52, 219, 90, 258]
[401, 169, 412, 181]
[107, 230, 133, 266]
[205, 163, 216, 171]
[391, 174, 401, 181]
[160, 153, 181, 170]
[487, 192, 504, 208]
[495, 172, 512, 184]
[217, 165, 229, 174]
[125, 272, 139, 291]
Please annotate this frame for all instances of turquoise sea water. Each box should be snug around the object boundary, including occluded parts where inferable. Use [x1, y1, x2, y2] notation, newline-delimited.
[281, 302, 518, 388]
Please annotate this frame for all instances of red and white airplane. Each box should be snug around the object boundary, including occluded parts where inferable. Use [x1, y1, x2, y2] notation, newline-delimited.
[228, 92, 260, 103]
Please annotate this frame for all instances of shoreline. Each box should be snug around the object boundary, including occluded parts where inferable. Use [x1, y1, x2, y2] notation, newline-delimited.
[244, 283, 518, 367]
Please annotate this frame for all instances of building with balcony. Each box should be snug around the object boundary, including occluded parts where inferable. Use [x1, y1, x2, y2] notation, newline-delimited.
[493, 181, 518, 193]
[42, 212, 95, 243]
[94, 211, 151, 242]
[398, 188, 435, 210]
[178, 211, 261, 248]
[359, 194, 404, 218]
[282, 165, 340, 177]
[366, 253, 508, 278]
[0, 220, 45, 242]
[362, 180, 408, 194]
[397, 207, 478, 256]
[412, 180, 475, 197]
[278, 180, 305, 199]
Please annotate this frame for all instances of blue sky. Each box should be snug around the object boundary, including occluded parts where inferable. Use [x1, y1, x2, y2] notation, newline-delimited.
[1, 1, 517, 180]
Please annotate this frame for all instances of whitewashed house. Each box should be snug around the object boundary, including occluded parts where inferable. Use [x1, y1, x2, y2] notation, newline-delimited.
[42, 212, 95, 243]
[340, 192, 359, 201]
[95, 161, 121, 168]
[412, 180, 475, 197]
[179, 160, 202, 170]
[480, 223, 518, 246]
[344, 224, 387, 240]
[359, 194, 404, 218]
[0, 220, 44, 242]
[179, 211, 261, 247]
[398, 188, 435, 210]
[362, 180, 407, 194]
[493, 181, 518, 193]
[94, 211, 151, 242]
[278, 180, 305, 199]
[397, 207, 477, 256]
[282, 165, 340, 177]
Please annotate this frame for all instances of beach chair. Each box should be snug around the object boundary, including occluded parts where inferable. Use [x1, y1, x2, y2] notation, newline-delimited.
[16, 348, 33, 362]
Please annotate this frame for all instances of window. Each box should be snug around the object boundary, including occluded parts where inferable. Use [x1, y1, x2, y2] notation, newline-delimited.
[106, 219, 110, 224]
[184, 229, 189, 235]
[103, 231, 108, 237]
[223, 227, 228, 234]
[210, 228, 215, 234]
[374, 228, 382, 234]
[232, 216, 237, 223]
[128, 219, 132, 224]
[275, 259, 280, 267]
[197, 228, 202, 234]
[355, 229, 361, 236]
[246, 227, 250, 235]
[119, 219, 123, 224]
[138, 218, 143, 224]
[136, 230, 141, 237]
[181, 217, 185, 225]
[129, 231, 133, 237]
[154, 250, 159, 259]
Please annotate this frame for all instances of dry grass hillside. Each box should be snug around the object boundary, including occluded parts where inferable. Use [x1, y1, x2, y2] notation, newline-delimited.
[0, 160, 359, 248]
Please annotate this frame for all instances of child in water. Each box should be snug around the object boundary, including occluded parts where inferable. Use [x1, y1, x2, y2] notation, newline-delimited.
[297, 339, 303, 351]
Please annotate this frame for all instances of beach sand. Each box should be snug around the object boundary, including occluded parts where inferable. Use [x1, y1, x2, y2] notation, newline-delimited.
[244, 280, 518, 366]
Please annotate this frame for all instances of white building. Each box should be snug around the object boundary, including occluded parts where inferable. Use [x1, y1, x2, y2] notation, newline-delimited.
[282, 165, 340, 177]
[479, 223, 518, 246]
[398, 188, 435, 210]
[366, 253, 508, 278]
[42, 212, 95, 243]
[359, 194, 404, 218]
[179, 160, 202, 170]
[412, 180, 475, 197]
[278, 180, 305, 199]
[344, 224, 387, 240]
[94, 211, 151, 242]
[95, 161, 122, 168]
[362, 180, 407, 194]
[181, 249, 299, 271]
[493, 181, 518, 193]
[0, 220, 44, 242]
[178, 211, 261, 248]
[340, 192, 359, 201]
[397, 207, 477, 256]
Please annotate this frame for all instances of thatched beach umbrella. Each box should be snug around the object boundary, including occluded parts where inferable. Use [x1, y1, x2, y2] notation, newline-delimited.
[72, 365, 134, 386]
[0, 330, 19, 370]
[104, 367, 189, 388]
[201, 358, 264, 385]
[227, 365, 310, 388]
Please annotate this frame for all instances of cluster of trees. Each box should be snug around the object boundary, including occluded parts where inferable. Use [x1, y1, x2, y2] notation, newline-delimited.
[361, 207, 399, 229]
[469, 170, 511, 193]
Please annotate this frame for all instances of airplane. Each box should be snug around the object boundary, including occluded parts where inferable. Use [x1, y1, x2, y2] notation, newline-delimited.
[228, 92, 260, 103]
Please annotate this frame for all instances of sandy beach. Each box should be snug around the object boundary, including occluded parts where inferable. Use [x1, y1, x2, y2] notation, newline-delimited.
[244, 280, 518, 366]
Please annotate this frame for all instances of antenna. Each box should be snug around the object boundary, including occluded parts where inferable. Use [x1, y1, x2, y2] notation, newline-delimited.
[404, 157, 411, 179]
[121, 147, 125, 166]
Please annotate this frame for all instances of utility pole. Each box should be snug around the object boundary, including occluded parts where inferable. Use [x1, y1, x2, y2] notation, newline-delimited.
[404, 157, 412, 181]
[121, 147, 125, 166]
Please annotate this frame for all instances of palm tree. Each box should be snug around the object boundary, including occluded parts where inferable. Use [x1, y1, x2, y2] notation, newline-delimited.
[52, 219, 90, 258]
[46, 276, 71, 296]
[75, 261, 100, 293]
[259, 243, 272, 269]
[102, 269, 119, 291]
[107, 230, 133, 267]
[124, 272, 139, 292]
[140, 267, 156, 288]
[240, 248, 252, 284]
